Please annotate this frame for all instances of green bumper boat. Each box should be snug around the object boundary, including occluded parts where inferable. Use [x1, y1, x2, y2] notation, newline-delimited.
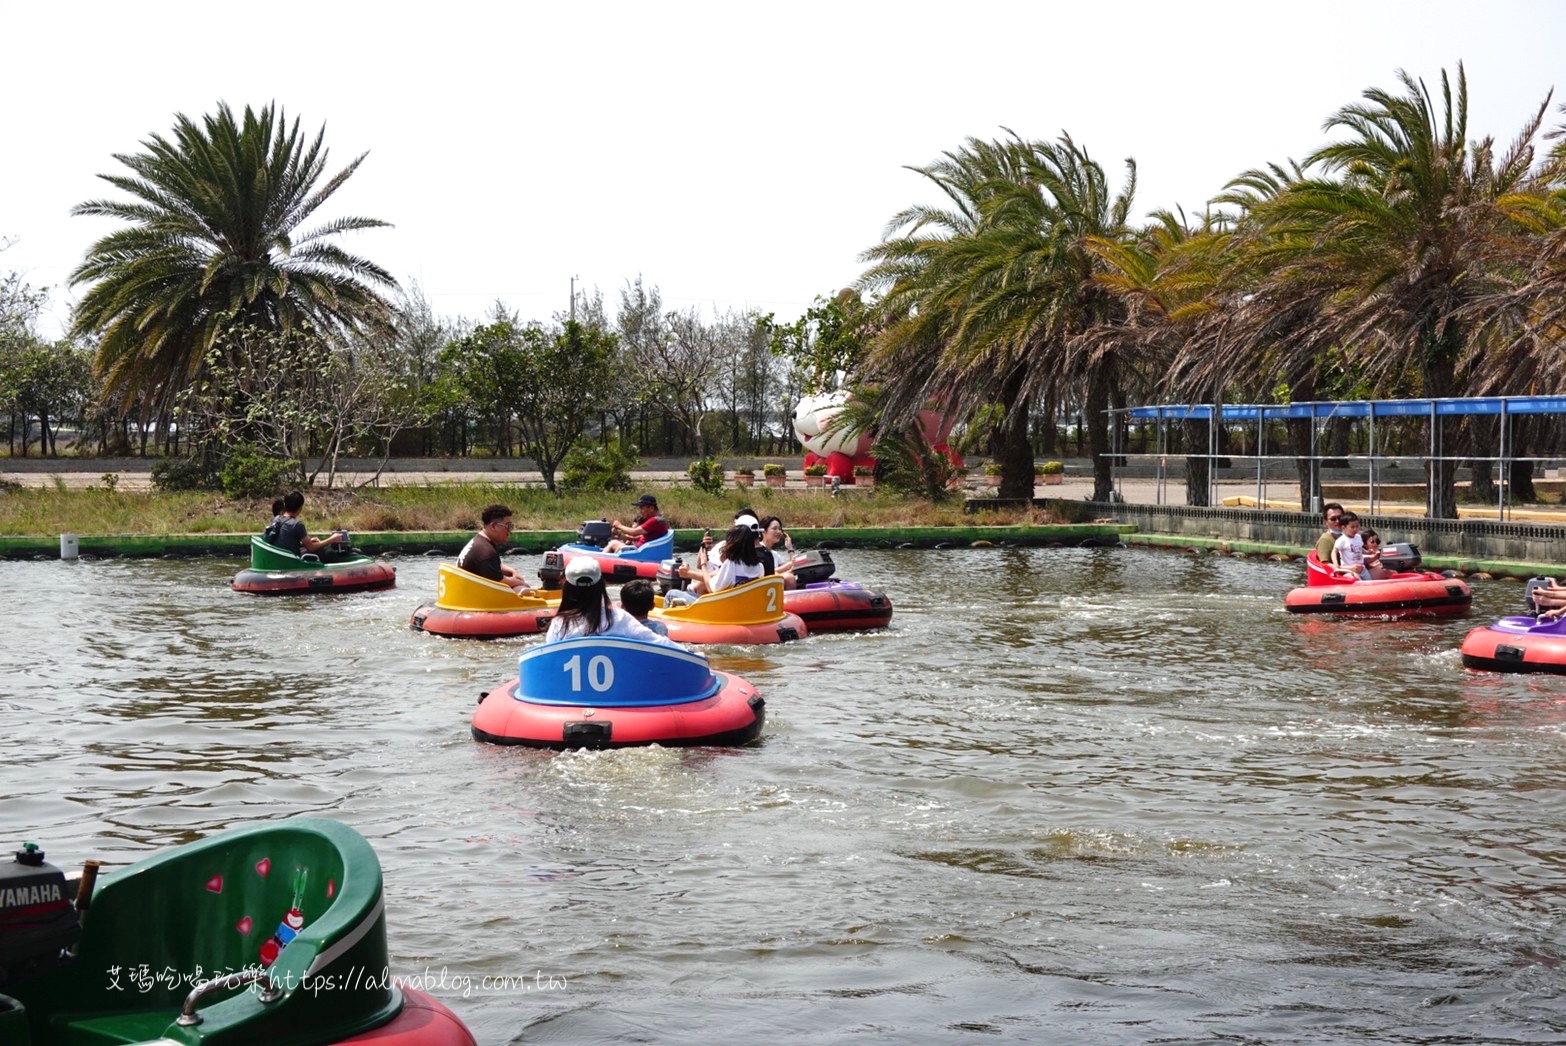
[232, 537, 396, 595]
[0, 817, 472, 1044]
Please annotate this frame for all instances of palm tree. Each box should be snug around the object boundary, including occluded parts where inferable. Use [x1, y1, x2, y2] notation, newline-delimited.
[1086, 207, 1235, 504]
[70, 101, 397, 417]
[1243, 65, 1558, 516]
[858, 132, 1138, 501]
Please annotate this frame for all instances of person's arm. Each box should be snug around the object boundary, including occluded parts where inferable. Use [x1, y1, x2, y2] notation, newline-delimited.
[678, 557, 714, 592]
[301, 528, 346, 553]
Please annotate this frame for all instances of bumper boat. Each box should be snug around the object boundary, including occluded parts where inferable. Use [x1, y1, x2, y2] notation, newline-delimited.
[655, 552, 886, 634]
[1283, 550, 1471, 618]
[472, 636, 765, 749]
[232, 536, 396, 595]
[1461, 615, 1566, 673]
[650, 575, 807, 644]
[784, 580, 894, 632]
[780, 549, 837, 586]
[0, 817, 474, 1044]
[411, 563, 559, 638]
[547, 521, 674, 584]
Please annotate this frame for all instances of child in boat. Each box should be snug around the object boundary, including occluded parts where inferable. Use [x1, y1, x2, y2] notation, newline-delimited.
[1361, 529, 1391, 580]
[1331, 512, 1366, 579]
[619, 578, 669, 637]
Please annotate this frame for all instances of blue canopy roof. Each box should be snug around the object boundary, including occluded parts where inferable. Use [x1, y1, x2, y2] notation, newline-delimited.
[1125, 396, 1566, 422]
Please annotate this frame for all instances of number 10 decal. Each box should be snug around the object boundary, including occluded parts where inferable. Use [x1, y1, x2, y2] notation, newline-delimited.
[562, 653, 614, 692]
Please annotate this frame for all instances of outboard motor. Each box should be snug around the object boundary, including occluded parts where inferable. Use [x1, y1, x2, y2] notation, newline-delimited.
[575, 520, 613, 548]
[1524, 575, 1560, 615]
[1378, 542, 1422, 573]
[789, 550, 836, 587]
[538, 550, 565, 591]
[0, 842, 80, 986]
[656, 558, 690, 596]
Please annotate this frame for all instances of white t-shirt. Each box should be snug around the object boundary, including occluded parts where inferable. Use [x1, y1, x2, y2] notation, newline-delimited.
[709, 557, 766, 593]
[545, 605, 682, 648]
[1334, 532, 1365, 572]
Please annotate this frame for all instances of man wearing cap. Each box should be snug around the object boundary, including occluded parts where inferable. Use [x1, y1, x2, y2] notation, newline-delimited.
[605, 494, 669, 553]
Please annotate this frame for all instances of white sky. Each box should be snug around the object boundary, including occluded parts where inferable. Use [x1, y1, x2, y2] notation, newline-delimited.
[5, 1, 1565, 341]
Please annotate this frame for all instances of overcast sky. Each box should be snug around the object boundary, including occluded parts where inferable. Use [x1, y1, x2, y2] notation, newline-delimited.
[5, 1, 1565, 340]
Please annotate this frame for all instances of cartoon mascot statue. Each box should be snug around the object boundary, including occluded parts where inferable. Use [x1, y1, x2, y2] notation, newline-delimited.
[792, 390, 961, 483]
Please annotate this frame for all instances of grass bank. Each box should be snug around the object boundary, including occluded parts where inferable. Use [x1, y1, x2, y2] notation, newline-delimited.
[0, 482, 1066, 539]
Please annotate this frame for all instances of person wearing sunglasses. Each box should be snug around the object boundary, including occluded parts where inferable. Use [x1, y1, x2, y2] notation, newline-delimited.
[457, 503, 534, 594]
[1314, 502, 1346, 564]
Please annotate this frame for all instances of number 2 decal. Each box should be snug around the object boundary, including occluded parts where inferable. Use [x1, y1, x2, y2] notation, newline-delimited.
[767, 587, 778, 613]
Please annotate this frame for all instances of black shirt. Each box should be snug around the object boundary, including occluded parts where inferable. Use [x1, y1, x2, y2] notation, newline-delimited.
[457, 532, 503, 581]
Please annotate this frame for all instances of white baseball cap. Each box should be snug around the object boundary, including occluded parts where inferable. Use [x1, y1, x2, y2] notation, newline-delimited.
[564, 558, 602, 587]
[734, 514, 760, 532]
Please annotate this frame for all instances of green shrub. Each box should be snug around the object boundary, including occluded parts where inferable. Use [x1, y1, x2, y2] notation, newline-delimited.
[686, 457, 725, 495]
[1040, 460, 1064, 475]
[150, 456, 215, 492]
[219, 446, 297, 499]
[763, 463, 787, 478]
[804, 462, 828, 476]
[560, 441, 637, 493]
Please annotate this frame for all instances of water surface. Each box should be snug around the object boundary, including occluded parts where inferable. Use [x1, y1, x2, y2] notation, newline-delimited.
[3, 547, 1563, 1043]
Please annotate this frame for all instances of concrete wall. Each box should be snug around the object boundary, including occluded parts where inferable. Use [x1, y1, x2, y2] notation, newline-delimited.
[1044, 498, 1566, 569]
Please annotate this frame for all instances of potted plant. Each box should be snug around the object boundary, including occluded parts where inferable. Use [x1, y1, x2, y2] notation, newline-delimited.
[983, 462, 1003, 487]
[763, 463, 787, 487]
[734, 466, 755, 487]
[1038, 460, 1064, 485]
[852, 463, 875, 488]
[804, 462, 828, 487]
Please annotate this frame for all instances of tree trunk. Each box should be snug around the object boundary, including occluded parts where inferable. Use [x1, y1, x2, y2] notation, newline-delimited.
[1288, 417, 1318, 509]
[1183, 418, 1210, 507]
[1466, 415, 1496, 504]
[1423, 336, 1461, 518]
[1086, 377, 1113, 502]
[997, 372, 1034, 499]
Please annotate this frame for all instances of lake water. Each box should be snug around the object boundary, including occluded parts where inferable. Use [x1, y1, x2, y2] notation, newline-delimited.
[3, 547, 1564, 1044]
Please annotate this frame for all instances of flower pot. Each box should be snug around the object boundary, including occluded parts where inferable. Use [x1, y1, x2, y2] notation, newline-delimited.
[1041, 473, 1063, 485]
[804, 475, 825, 488]
[855, 475, 875, 488]
[986, 475, 1002, 487]
[734, 474, 755, 487]
[765, 475, 786, 488]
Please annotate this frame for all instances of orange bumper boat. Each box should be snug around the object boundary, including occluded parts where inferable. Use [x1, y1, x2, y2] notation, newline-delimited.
[1461, 615, 1566, 673]
[1283, 551, 1470, 618]
[411, 563, 559, 638]
[650, 575, 807, 644]
[473, 636, 764, 749]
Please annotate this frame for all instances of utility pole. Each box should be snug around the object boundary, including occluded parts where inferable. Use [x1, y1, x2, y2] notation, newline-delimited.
[570, 275, 579, 324]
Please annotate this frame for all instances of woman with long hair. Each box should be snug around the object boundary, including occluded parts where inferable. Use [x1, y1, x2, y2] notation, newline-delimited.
[758, 515, 798, 589]
[680, 522, 769, 595]
[545, 558, 681, 646]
